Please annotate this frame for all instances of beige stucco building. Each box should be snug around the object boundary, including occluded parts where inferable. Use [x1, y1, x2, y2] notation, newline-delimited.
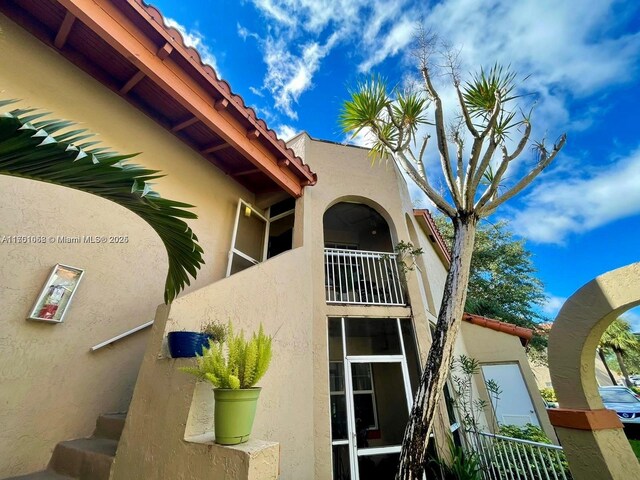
[0, 1, 554, 479]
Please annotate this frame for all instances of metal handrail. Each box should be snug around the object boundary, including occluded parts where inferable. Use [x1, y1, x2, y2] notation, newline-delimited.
[466, 430, 571, 480]
[324, 248, 406, 306]
[477, 431, 564, 450]
[90, 320, 154, 351]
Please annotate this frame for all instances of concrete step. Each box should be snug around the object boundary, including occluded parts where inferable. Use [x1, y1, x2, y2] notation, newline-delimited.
[94, 413, 126, 441]
[3, 471, 74, 480]
[49, 438, 118, 480]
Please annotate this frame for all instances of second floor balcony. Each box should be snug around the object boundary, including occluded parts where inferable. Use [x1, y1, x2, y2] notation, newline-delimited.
[324, 248, 406, 306]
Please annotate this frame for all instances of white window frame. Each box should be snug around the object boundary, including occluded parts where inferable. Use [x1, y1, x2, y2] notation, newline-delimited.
[226, 199, 296, 276]
[331, 361, 379, 431]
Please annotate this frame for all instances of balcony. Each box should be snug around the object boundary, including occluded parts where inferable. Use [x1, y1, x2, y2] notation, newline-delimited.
[324, 248, 406, 306]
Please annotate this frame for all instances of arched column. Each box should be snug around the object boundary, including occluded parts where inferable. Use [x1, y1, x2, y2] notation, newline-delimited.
[548, 262, 640, 479]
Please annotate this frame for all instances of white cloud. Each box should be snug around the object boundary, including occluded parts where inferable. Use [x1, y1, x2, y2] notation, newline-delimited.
[426, 0, 640, 97]
[164, 17, 220, 76]
[237, 23, 260, 41]
[263, 33, 340, 118]
[344, 127, 376, 148]
[249, 0, 416, 118]
[249, 86, 264, 97]
[274, 124, 300, 140]
[509, 147, 640, 244]
[358, 16, 415, 72]
[541, 294, 567, 318]
[249, 0, 639, 124]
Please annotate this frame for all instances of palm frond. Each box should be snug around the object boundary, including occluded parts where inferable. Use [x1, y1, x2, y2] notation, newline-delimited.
[462, 63, 520, 125]
[340, 76, 428, 159]
[0, 103, 204, 303]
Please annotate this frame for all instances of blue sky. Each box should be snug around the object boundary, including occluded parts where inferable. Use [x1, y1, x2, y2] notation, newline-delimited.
[150, 0, 640, 328]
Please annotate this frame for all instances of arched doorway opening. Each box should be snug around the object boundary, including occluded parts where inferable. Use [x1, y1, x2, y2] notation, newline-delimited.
[323, 202, 404, 305]
[548, 262, 640, 479]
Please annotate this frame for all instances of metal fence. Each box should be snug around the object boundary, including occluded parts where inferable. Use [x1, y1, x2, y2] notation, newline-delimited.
[466, 430, 572, 480]
[324, 248, 405, 306]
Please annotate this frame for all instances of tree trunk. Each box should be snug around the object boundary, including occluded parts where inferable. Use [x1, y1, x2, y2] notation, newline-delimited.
[598, 348, 617, 385]
[614, 348, 632, 387]
[396, 214, 478, 479]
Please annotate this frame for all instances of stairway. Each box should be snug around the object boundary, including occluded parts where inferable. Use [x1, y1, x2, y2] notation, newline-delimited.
[5, 413, 126, 480]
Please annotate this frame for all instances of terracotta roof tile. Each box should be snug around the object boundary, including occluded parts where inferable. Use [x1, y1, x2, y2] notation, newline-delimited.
[413, 209, 451, 265]
[463, 313, 534, 347]
[135, 0, 316, 185]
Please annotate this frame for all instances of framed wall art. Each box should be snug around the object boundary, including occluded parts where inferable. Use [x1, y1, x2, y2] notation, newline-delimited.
[28, 264, 85, 323]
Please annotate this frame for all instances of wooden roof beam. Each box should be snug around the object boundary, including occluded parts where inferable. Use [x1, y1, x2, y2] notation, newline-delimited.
[201, 141, 230, 155]
[157, 42, 173, 60]
[232, 168, 261, 177]
[214, 98, 228, 110]
[58, 0, 305, 196]
[120, 70, 145, 94]
[171, 116, 199, 132]
[54, 11, 76, 49]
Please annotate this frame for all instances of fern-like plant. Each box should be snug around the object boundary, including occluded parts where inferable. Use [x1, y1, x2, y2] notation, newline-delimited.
[181, 323, 272, 389]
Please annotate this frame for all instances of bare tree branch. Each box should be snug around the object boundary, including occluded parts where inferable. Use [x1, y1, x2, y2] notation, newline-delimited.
[474, 144, 511, 209]
[479, 91, 502, 140]
[462, 91, 502, 208]
[421, 66, 463, 209]
[395, 150, 457, 217]
[451, 127, 465, 194]
[455, 85, 479, 138]
[469, 135, 498, 199]
[505, 120, 532, 162]
[479, 133, 567, 215]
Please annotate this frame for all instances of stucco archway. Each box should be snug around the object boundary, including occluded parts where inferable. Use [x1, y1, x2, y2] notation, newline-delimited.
[548, 262, 640, 479]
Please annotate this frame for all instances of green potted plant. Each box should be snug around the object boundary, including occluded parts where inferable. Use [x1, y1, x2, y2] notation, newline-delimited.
[180, 323, 272, 445]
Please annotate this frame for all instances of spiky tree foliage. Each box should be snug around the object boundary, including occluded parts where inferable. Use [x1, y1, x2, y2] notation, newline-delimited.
[181, 323, 272, 389]
[341, 30, 566, 479]
[0, 100, 204, 303]
[600, 318, 640, 387]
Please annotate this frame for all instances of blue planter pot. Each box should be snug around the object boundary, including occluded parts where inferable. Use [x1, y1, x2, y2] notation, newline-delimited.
[168, 331, 210, 358]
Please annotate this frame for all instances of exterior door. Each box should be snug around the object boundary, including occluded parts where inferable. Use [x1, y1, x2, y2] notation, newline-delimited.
[329, 317, 420, 480]
[345, 357, 413, 480]
[481, 363, 540, 427]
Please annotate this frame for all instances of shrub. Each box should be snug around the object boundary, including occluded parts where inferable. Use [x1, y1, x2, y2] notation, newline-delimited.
[499, 424, 551, 444]
[539, 387, 557, 403]
[428, 437, 483, 480]
[202, 321, 227, 342]
[181, 323, 272, 389]
[487, 424, 572, 479]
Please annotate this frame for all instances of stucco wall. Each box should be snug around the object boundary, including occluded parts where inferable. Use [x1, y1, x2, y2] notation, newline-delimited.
[292, 134, 454, 476]
[112, 246, 314, 480]
[459, 321, 557, 442]
[0, 14, 252, 477]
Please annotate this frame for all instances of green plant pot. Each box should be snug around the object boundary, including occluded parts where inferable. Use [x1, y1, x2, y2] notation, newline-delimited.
[214, 387, 261, 445]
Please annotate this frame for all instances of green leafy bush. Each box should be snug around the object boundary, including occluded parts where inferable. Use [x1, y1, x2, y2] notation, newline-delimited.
[428, 437, 483, 480]
[487, 424, 572, 479]
[202, 321, 227, 342]
[181, 323, 272, 389]
[539, 387, 557, 403]
[499, 424, 551, 444]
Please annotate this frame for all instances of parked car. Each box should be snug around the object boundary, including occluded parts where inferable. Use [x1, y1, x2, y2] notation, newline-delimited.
[599, 386, 640, 423]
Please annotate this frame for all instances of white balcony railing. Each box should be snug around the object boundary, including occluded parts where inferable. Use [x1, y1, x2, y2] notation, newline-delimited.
[466, 430, 572, 480]
[324, 248, 405, 306]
